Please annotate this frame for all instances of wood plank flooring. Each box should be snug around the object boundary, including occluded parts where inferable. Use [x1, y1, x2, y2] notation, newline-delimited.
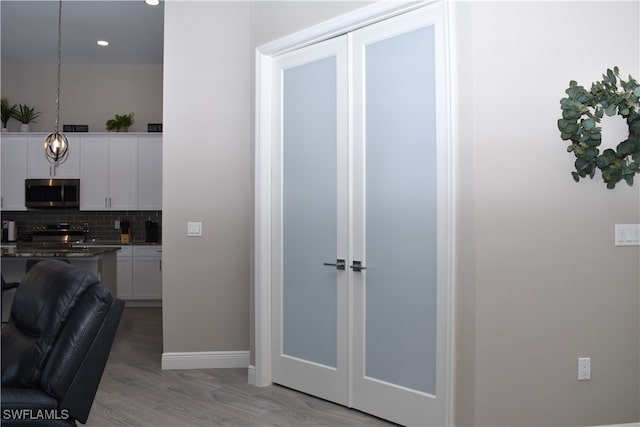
[88, 307, 394, 427]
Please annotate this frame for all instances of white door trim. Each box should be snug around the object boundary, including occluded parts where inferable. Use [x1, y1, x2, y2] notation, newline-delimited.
[254, 1, 456, 424]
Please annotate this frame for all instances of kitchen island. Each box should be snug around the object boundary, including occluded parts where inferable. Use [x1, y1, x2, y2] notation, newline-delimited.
[1, 246, 120, 302]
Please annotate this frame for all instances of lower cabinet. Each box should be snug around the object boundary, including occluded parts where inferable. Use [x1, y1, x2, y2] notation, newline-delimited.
[116, 246, 134, 299]
[132, 246, 163, 300]
[116, 245, 162, 302]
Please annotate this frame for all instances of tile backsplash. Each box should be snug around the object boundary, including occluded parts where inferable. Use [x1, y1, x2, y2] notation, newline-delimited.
[1, 210, 161, 243]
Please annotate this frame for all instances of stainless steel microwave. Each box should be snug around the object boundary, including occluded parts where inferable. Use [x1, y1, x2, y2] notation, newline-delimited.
[25, 179, 80, 208]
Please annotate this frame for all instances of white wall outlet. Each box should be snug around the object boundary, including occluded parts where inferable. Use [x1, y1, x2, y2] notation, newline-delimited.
[187, 221, 202, 237]
[114, 220, 120, 230]
[578, 357, 591, 381]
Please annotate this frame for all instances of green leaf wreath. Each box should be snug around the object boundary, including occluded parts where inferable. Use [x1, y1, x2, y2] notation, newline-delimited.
[558, 67, 640, 189]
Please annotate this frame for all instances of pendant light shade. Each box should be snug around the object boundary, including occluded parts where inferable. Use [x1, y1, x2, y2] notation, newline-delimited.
[44, 0, 68, 173]
[44, 132, 69, 163]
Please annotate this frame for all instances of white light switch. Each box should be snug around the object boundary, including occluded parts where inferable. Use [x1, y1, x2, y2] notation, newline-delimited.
[187, 221, 202, 237]
[615, 224, 640, 246]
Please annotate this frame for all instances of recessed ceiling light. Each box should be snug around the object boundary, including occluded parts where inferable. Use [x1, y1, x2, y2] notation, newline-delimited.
[97, 40, 110, 47]
[145, 0, 160, 5]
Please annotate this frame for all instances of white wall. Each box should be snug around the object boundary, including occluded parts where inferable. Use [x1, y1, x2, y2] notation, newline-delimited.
[1, 63, 162, 132]
[162, 1, 251, 353]
[454, 1, 639, 425]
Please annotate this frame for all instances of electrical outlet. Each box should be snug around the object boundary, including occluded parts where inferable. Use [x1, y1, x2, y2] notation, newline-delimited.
[578, 357, 591, 381]
[114, 220, 120, 230]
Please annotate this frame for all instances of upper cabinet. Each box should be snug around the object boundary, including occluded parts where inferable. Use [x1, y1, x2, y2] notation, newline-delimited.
[137, 135, 162, 210]
[80, 136, 138, 210]
[28, 135, 80, 178]
[2, 133, 162, 211]
[1, 135, 28, 210]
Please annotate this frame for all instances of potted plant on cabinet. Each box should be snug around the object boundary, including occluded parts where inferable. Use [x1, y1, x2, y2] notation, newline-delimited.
[1, 97, 18, 132]
[11, 104, 41, 132]
[106, 113, 134, 132]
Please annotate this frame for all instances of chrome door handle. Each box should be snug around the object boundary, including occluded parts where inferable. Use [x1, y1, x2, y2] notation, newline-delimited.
[350, 260, 366, 272]
[323, 259, 345, 270]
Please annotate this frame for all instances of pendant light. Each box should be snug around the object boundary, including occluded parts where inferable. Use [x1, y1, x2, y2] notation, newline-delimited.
[44, 0, 69, 174]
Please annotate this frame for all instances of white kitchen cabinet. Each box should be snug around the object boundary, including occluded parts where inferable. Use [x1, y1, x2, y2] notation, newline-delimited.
[1, 135, 28, 210]
[80, 136, 137, 210]
[116, 246, 134, 300]
[137, 135, 162, 210]
[132, 245, 162, 300]
[27, 134, 80, 178]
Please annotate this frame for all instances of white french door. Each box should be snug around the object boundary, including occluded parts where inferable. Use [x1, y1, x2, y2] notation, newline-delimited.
[267, 3, 451, 426]
[350, 7, 449, 425]
[271, 35, 350, 405]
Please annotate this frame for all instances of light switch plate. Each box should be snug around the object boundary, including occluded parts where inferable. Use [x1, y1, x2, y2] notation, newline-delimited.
[614, 224, 640, 246]
[187, 221, 202, 237]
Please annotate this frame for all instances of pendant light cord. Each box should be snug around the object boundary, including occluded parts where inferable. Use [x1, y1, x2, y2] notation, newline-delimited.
[55, 0, 62, 133]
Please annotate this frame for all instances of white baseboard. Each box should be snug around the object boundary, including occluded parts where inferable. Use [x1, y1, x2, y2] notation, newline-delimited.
[161, 350, 249, 370]
[592, 423, 639, 427]
[248, 364, 256, 385]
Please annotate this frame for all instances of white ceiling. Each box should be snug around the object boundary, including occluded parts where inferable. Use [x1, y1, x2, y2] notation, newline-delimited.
[1, 1, 164, 64]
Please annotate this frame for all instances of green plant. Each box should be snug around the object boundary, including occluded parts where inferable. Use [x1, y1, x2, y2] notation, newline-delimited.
[106, 113, 134, 132]
[11, 104, 41, 124]
[558, 67, 640, 189]
[1, 97, 18, 128]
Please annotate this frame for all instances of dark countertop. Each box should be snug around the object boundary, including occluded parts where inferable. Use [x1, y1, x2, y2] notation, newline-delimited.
[1, 246, 121, 258]
[79, 240, 162, 246]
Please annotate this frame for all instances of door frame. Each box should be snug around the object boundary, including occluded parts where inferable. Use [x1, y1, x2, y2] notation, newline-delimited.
[253, 0, 457, 424]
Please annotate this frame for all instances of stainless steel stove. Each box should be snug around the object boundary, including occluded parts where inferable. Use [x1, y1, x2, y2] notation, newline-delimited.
[22, 223, 88, 248]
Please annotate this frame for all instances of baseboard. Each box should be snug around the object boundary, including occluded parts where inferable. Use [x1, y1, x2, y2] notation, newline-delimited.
[592, 423, 639, 427]
[122, 300, 162, 308]
[248, 364, 256, 385]
[161, 350, 249, 370]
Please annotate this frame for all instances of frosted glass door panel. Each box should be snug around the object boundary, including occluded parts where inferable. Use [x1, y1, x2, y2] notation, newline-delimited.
[365, 26, 437, 394]
[282, 57, 338, 367]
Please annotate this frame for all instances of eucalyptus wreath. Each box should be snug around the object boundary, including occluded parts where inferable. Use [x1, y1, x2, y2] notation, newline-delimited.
[558, 67, 640, 188]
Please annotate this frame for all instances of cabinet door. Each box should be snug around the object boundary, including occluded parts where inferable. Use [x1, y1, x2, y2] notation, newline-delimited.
[138, 135, 162, 210]
[109, 137, 138, 210]
[28, 135, 80, 178]
[80, 136, 110, 210]
[133, 246, 162, 299]
[116, 246, 134, 299]
[1, 136, 28, 210]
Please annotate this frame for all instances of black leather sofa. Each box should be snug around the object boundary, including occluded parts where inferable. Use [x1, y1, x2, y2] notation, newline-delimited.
[1, 260, 124, 426]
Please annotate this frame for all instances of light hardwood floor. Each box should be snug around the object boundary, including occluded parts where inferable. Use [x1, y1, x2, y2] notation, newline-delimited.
[88, 307, 394, 427]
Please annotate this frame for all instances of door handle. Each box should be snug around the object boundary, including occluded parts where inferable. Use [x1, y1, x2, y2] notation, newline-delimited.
[323, 259, 345, 270]
[350, 260, 366, 272]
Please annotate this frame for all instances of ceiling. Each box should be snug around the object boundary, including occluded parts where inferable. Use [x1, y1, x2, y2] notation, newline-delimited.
[1, 1, 164, 64]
